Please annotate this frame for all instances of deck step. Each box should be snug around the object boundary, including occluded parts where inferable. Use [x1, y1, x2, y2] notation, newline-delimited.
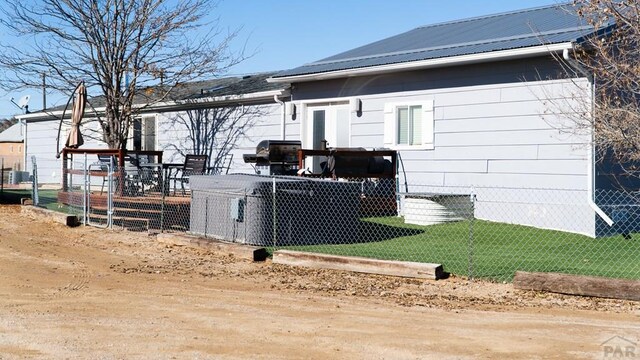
[87, 213, 150, 231]
[87, 207, 188, 230]
[90, 205, 167, 217]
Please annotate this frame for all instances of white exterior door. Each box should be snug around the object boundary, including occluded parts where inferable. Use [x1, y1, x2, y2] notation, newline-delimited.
[305, 103, 350, 172]
[129, 115, 157, 151]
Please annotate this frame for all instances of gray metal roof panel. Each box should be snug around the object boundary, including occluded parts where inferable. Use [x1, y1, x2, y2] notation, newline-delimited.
[274, 3, 608, 79]
[0, 123, 23, 142]
[45, 72, 288, 113]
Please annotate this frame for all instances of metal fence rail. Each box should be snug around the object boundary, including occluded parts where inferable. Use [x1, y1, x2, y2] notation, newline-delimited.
[16, 154, 640, 282]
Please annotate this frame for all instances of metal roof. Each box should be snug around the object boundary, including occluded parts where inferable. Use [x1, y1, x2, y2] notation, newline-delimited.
[0, 123, 23, 142]
[273, 3, 608, 79]
[43, 72, 288, 113]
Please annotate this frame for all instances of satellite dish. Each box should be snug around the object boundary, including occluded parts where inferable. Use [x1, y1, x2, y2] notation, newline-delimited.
[10, 94, 31, 113]
[17, 95, 30, 108]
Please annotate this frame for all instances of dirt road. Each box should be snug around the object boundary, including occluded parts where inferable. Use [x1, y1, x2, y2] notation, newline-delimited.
[0, 205, 638, 359]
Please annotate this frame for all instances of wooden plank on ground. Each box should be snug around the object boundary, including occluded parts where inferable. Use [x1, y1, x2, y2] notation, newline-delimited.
[21, 205, 80, 227]
[273, 250, 444, 280]
[156, 233, 267, 262]
[513, 271, 640, 301]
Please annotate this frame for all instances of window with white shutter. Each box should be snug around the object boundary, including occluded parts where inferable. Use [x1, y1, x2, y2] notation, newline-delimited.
[383, 99, 434, 150]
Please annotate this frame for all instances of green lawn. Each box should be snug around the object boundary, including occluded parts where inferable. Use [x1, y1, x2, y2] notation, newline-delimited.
[274, 216, 640, 282]
[0, 188, 78, 213]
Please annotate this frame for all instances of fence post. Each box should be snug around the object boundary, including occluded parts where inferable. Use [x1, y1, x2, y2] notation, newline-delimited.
[272, 177, 277, 249]
[31, 155, 39, 206]
[468, 189, 476, 281]
[108, 158, 113, 229]
[160, 165, 166, 232]
[83, 153, 88, 225]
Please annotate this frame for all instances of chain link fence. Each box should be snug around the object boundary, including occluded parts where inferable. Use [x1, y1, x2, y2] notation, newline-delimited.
[0, 156, 29, 197]
[8, 155, 640, 283]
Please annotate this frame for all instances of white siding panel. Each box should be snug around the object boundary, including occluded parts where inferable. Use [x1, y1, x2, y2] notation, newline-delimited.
[435, 129, 577, 147]
[435, 115, 573, 133]
[488, 159, 587, 175]
[400, 145, 540, 161]
[433, 88, 501, 107]
[443, 100, 551, 120]
[500, 79, 590, 102]
[444, 172, 587, 190]
[402, 172, 446, 186]
[403, 160, 488, 173]
[361, 88, 501, 112]
[351, 135, 383, 149]
[285, 122, 300, 139]
[537, 144, 588, 160]
[352, 122, 384, 137]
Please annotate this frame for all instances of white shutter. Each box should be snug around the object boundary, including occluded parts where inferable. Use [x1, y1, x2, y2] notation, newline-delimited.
[383, 104, 395, 147]
[422, 99, 435, 149]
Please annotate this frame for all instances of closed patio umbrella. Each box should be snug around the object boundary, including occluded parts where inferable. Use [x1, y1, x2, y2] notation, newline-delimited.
[65, 82, 86, 148]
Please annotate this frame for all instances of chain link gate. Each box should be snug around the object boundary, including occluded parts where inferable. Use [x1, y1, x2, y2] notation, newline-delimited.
[58, 153, 114, 229]
[86, 158, 113, 228]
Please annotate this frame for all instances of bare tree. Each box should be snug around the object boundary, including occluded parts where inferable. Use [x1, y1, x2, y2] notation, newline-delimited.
[0, 0, 245, 149]
[164, 105, 268, 173]
[0, 118, 17, 133]
[568, 1, 640, 170]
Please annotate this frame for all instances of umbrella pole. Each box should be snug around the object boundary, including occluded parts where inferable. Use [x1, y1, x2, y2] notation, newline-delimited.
[55, 82, 83, 159]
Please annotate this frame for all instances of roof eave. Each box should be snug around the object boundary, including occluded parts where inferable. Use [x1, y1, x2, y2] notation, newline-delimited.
[146, 88, 290, 113]
[268, 42, 575, 83]
[17, 88, 290, 122]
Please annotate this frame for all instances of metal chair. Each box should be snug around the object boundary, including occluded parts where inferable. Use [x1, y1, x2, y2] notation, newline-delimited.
[169, 154, 207, 195]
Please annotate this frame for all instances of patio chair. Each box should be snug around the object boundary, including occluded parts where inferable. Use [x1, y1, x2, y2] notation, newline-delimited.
[135, 154, 157, 194]
[117, 154, 144, 196]
[169, 154, 208, 195]
[120, 154, 159, 196]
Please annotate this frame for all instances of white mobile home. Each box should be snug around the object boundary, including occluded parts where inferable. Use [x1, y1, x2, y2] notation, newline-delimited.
[17, 73, 291, 185]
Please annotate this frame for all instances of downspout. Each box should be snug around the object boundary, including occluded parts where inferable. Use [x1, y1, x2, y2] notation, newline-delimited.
[562, 48, 614, 227]
[274, 94, 286, 140]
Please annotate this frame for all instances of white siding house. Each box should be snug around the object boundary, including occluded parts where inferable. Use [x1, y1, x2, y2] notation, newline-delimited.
[267, 3, 612, 237]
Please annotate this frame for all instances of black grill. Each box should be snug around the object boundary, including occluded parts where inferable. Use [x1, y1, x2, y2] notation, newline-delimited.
[243, 140, 301, 175]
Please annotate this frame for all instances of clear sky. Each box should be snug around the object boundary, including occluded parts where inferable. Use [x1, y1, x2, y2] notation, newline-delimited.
[0, 0, 559, 119]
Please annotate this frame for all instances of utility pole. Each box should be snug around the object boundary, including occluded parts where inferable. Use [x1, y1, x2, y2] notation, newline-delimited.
[41, 73, 46, 110]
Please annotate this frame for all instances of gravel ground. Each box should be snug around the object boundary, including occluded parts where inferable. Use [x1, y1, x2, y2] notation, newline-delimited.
[0, 204, 638, 359]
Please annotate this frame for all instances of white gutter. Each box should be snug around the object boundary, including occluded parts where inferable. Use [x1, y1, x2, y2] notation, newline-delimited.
[268, 42, 575, 83]
[562, 47, 614, 227]
[16, 88, 290, 122]
[273, 94, 286, 140]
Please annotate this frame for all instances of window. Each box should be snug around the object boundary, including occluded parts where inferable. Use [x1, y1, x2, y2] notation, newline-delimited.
[384, 99, 434, 149]
[396, 105, 422, 145]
